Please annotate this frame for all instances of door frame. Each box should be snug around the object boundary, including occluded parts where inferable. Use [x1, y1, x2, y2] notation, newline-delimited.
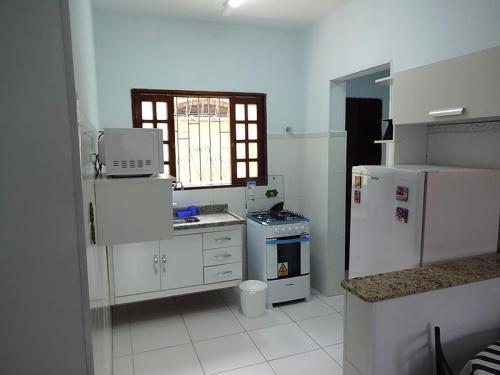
[327, 62, 392, 291]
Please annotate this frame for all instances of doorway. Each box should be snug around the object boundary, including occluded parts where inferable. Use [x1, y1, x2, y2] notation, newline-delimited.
[344, 69, 391, 270]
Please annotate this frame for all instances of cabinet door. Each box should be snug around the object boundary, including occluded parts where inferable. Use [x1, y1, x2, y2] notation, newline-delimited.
[393, 46, 500, 125]
[160, 234, 203, 290]
[113, 241, 160, 297]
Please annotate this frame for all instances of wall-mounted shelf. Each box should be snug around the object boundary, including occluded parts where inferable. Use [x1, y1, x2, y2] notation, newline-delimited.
[375, 76, 393, 86]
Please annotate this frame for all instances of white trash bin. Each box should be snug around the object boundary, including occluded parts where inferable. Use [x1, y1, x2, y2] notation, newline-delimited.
[239, 280, 267, 318]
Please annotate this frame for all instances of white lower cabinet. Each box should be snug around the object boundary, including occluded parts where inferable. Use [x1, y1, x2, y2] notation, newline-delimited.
[113, 241, 161, 297]
[109, 225, 243, 304]
[160, 235, 203, 290]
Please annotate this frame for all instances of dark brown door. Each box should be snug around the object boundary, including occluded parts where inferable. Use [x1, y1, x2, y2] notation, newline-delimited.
[345, 98, 382, 270]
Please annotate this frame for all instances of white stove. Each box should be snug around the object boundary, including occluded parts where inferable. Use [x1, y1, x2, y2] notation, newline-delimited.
[247, 210, 311, 307]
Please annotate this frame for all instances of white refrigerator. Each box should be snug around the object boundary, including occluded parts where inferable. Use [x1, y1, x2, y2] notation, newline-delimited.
[349, 165, 500, 278]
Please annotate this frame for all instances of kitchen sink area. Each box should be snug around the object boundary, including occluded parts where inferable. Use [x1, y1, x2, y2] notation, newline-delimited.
[173, 216, 200, 225]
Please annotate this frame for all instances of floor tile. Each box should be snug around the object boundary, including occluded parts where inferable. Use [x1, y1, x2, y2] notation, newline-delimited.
[182, 305, 244, 341]
[325, 343, 344, 366]
[128, 299, 190, 353]
[194, 333, 264, 374]
[112, 306, 132, 358]
[217, 363, 275, 375]
[297, 313, 344, 347]
[317, 294, 345, 313]
[113, 355, 134, 375]
[280, 296, 334, 321]
[270, 349, 343, 375]
[133, 344, 204, 375]
[229, 304, 292, 331]
[248, 323, 319, 360]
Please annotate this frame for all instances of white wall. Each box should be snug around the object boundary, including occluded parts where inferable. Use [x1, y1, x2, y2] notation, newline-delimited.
[302, 0, 500, 134]
[0, 1, 92, 374]
[69, 0, 100, 129]
[69, 1, 112, 374]
[94, 11, 304, 134]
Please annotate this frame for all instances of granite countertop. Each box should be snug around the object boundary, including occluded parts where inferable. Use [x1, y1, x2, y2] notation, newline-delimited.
[341, 253, 500, 303]
[173, 204, 246, 231]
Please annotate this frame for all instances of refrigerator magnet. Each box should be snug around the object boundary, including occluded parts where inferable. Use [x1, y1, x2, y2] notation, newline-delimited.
[353, 190, 361, 204]
[396, 207, 409, 223]
[354, 176, 362, 189]
[396, 186, 409, 201]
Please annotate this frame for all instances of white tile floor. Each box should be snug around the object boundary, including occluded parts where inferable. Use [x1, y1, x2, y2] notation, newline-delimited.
[112, 289, 344, 375]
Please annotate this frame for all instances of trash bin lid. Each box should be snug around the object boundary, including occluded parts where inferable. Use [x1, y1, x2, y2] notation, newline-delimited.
[239, 280, 267, 292]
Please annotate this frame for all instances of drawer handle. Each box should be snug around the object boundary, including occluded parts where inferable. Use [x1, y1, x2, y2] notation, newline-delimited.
[215, 254, 232, 260]
[429, 107, 464, 117]
[214, 237, 232, 243]
[217, 271, 233, 277]
[285, 283, 295, 287]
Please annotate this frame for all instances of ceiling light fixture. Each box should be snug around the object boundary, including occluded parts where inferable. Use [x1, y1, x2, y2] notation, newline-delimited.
[222, 0, 245, 16]
[227, 0, 245, 8]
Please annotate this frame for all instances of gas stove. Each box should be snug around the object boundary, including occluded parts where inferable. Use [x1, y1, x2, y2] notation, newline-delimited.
[247, 210, 309, 226]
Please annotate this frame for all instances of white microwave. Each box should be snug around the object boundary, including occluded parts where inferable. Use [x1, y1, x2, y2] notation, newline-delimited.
[98, 128, 164, 176]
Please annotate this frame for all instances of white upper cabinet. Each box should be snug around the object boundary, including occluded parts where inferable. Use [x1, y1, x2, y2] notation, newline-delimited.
[160, 234, 204, 290]
[393, 46, 500, 125]
[95, 175, 174, 245]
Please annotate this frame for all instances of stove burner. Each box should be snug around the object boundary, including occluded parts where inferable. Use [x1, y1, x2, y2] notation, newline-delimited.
[248, 210, 308, 225]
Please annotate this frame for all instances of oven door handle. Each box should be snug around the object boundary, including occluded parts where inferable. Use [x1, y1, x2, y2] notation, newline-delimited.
[266, 236, 310, 245]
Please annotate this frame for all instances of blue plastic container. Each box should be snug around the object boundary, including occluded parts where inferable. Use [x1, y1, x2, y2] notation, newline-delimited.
[175, 206, 200, 217]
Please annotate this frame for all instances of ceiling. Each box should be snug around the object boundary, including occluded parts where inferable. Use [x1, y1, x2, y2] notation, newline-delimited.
[93, 0, 347, 28]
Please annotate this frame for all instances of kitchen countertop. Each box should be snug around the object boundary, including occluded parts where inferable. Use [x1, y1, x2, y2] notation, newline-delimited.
[173, 204, 246, 231]
[341, 253, 500, 303]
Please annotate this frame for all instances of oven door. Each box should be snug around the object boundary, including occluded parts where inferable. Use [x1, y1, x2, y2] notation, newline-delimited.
[266, 235, 310, 280]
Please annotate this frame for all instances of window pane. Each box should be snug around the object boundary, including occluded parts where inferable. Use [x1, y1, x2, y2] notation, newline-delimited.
[248, 104, 257, 121]
[221, 132, 232, 182]
[157, 123, 168, 141]
[236, 123, 246, 140]
[249, 161, 258, 178]
[164, 164, 170, 176]
[248, 123, 258, 140]
[237, 162, 247, 178]
[189, 122, 200, 183]
[236, 143, 246, 160]
[248, 142, 258, 159]
[142, 122, 154, 129]
[163, 144, 169, 162]
[220, 119, 230, 133]
[156, 102, 167, 120]
[141, 101, 153, 120]
[235, 104, 245, 121]
[200, 120, 211, 183]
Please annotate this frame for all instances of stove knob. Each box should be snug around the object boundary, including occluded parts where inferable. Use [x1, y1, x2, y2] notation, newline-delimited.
[301, 225, 305, 231]
[294, 226, 299, 231]
[274, 228, 279, 234]
[281, 228, 286, 233]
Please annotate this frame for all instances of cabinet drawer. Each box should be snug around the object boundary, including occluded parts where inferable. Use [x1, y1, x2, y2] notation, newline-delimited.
[203, 229, 241, 250]
[203, 246, 242, 267]
[204, 263, 242, 284]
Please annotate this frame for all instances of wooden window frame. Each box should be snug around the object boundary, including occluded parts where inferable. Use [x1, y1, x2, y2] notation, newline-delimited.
[131, 89, 268, 189]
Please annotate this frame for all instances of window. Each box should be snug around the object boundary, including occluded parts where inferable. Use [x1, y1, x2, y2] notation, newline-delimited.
[132, 89, 267, 188]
